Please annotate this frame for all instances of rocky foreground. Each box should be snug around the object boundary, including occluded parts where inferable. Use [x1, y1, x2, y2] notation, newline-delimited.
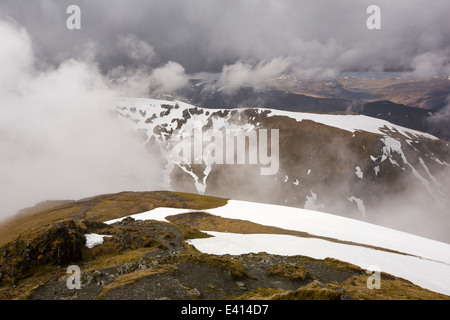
[0, 191, 448, 300]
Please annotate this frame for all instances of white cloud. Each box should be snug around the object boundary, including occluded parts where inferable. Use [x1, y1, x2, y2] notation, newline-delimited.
[0, 18, 164, 219]
[0, 18, 33, 92]
[409, 50, 450, 78]
[149, 61, 189, 93]
[217, 57, 293, 92]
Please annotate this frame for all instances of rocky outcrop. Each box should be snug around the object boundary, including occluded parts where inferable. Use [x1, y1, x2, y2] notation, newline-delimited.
[0, 220, 86, 285]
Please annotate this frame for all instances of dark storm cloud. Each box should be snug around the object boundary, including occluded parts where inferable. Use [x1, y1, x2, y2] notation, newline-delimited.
[1, 0, 450, 77]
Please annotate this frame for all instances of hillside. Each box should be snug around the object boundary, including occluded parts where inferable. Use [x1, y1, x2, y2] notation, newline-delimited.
[0, 191, 449, 300]
[115, 98, 450, 243]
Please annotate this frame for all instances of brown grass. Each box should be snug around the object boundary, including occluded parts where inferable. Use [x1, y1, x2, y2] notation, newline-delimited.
[233, 282, 343, 300]
[267, 263, 314, 281]
[81, 247, 156, 273]
[328, 274, 450, 300]
[0, 191, 228, 247]
[322, 258, 364, 273]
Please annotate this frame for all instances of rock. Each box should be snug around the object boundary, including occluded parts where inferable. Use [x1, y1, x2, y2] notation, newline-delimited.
[93, 270, 102, 277]
[83, 274, 95, 286]
[151, 261, 159, 267]
[187, 288, 201, 298]
[120, 216, 136, 225]
[312, 280, 327, 288]
[236, 282, 247, 290]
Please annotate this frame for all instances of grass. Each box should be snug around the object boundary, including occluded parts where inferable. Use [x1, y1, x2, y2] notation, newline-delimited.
[0, 268, 65, 300]
[233, 282, 344, 300]
[322, 258, 364, 273]
[96, 264, 179, 300]
[277, 282, 344, 300]
[267, 263, 314, 281]
[328, 274, 450, 300]
[234, 271, 448, 300]
[172, 192, 228, 210]
[173, 223, 213, 240]
[81, 246, 157, 273]
[0, 191, 227, 247]
[0, 204, 84, 247]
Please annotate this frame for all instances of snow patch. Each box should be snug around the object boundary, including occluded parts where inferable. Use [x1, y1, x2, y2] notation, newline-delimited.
[374, 165, 380, 176]
[187, 231, 450, 296]
[355, 166, 363, 179]
[304, 190, 324, 211]
[347, 196, 367, 217]
[105, 199, 450, 295]
[266, 109, 438, 140]
[84, 234, 113, 249]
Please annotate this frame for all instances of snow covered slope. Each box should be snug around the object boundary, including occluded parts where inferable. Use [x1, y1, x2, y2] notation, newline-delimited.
[117, 97, 438, 141]
[266, 109, 438, 140]
[115, 97, 447, 196]
[105, 200, 450, 296]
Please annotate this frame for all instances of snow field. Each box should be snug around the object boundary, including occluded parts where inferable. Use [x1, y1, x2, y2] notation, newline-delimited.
[104, 200, 450, 296]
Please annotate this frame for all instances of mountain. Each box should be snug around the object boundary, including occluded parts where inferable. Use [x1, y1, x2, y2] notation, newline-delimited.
[115, 97, 450, 243]
[1, 191, 449, 300]
[176, 78, 450, 141]
[337, 75, 450, 110]
[265, 74, 450, 110]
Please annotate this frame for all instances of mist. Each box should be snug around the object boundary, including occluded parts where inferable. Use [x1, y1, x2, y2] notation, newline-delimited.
[367, 165, 450, 244]
[427, 95, 450, 139]
[0, 18, 165, 219]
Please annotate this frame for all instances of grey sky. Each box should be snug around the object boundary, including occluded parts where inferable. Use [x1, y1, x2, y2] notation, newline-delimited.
[1, 0, 449, 77]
